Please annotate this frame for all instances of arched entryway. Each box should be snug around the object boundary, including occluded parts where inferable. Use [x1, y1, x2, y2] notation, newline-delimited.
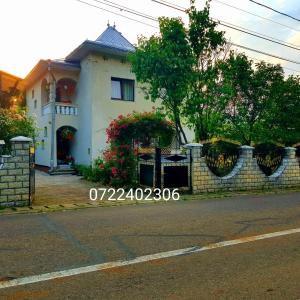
[56, 78, 77, 104]
[56, 126, 76, 166]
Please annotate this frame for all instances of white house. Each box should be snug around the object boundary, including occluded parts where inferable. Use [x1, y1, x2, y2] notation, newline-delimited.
[25, 25, 164, 172]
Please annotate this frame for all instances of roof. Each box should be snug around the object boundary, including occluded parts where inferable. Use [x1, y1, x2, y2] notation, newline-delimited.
[24, 59, 80, 88]
[95, 26, 135, 52]
[25, 25, 134, 86]
[66, 25, 135, 62]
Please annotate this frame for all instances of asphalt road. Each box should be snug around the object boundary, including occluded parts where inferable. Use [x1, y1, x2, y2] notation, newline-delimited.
[0, 192, 300, 299]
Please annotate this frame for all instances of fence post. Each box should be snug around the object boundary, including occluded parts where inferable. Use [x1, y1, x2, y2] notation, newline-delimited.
[155, 147, 161, 188]
[284, 147, 296, 159]
[184, 143, 203, 193]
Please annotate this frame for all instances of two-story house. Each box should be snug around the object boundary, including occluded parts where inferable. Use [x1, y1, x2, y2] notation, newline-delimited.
[25, 25, 158, 172]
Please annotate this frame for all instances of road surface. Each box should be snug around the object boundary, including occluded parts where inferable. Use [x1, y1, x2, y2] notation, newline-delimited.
[0, 192, 300, 299]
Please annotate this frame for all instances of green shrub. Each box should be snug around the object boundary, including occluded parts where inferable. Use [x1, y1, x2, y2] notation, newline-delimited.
[0, 108, 37, 153]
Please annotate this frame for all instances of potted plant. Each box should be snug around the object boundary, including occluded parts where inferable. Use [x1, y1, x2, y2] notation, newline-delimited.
[61, 128, 75, 141]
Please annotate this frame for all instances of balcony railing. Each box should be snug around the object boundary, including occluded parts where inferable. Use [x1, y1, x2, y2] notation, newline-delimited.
[42, 103, 78, 116]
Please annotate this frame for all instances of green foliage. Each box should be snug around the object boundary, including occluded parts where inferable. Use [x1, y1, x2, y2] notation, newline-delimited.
[0, 108, 37, 152]
[129, 17, 194, 144]
[219, 52, 285, 145]
[184, 0, 228, 141]
[83, 111, 175, 187]
[269, 75, 300, 145]
[106, 110, 175, 147]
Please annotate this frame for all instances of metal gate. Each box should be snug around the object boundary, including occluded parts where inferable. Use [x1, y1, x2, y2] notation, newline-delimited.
[137, 144, 192, 191]
[29, 146, 35, 205]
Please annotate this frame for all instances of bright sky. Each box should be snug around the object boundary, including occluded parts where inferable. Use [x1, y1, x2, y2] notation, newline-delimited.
[1, 0, 300, 78]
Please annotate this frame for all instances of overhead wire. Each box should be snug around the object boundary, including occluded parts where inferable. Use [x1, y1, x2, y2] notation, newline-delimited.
[74, 0, 300, 68]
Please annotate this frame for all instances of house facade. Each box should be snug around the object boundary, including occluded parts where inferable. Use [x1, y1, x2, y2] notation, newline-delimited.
[25, 25, 160, 171]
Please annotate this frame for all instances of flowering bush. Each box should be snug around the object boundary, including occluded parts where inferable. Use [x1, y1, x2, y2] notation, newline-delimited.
[0, 108, 37, 153]
[93, 110, 175, 187]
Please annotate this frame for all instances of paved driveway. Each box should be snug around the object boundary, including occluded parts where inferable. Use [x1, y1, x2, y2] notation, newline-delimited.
[34, 170, 96, 206]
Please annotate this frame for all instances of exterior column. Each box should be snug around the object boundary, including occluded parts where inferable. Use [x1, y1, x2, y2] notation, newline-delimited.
[184, 143, 203, 193]
[49, 75, 56, 171]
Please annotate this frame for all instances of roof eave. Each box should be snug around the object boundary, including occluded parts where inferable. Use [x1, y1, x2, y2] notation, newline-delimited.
[65, 40, 135, 62]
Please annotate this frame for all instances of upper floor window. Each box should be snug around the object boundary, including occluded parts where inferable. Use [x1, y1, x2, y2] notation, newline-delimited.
[111, 77, 134, 101]
[32, 89, 34, 99]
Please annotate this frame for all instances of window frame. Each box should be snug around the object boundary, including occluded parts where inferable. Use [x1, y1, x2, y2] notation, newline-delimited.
[111, 77, 135, 102]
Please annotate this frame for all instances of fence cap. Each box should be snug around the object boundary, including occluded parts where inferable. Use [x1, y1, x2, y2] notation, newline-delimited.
[240, 145, 254, 150]
[0, 140, 5, 145]
[10, 136, 33, 142]
[183, 143, 203, 148]
[284, 146, 296, 150]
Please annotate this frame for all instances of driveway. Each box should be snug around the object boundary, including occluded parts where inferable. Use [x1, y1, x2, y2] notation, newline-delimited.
[34, 170, 95, 206]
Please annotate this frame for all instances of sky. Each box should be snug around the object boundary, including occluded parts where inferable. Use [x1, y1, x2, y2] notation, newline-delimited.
[0, 0, 300, 78]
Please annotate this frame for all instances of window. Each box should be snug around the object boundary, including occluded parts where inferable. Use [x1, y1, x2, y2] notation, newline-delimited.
[34, 100, 37, 109]
[32, 89, 34, 99]
[111, 77, 134, 101]
[44, 127, 48, 138]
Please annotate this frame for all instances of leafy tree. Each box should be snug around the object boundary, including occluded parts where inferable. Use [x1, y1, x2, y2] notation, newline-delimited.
[130, 1, 228, 143]
[184, 0, 228, 141]
[219, 52, 284, 145]
[129, 17, 194, 144]
[270, 75, 300, 145]
[0, 109, 37, 153]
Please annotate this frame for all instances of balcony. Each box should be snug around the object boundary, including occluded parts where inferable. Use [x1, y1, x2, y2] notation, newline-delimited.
[42, 103, 78, 116]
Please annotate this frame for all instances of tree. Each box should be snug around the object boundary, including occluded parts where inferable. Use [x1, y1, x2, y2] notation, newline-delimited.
[130, 1, 228, 143]
[184, 0, 228, 141]
[219, 52, 284, 145]
[0, 109, 37, 153]
[270, 75, 300, 145]
[129, 17, 194, 144]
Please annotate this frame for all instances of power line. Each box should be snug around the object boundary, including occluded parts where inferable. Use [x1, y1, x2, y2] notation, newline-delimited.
[152, 0, 300, 51]
[74, 0, 157, 28]
[92, 0, 157, 21]
[249, 0, 300, 22]
[152, 0, 300, 65]
[212, 0, 300, 33]
[249, 56, 300, 74]
[231, 43, 300, 65]
[218, 20, 300, 51]
[74, 0, 300, 66]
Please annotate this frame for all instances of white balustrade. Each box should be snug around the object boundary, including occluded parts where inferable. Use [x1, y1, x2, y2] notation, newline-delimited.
[42, 103, 78, 116]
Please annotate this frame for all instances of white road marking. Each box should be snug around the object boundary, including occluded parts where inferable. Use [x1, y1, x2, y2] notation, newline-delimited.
[1, 227, 300, 289]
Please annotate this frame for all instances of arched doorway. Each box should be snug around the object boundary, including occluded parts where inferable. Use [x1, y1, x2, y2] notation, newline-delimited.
[56, 126, 76, 166]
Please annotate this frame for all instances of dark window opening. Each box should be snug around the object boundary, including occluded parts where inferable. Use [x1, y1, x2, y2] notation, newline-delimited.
[111, 77, 134, 101]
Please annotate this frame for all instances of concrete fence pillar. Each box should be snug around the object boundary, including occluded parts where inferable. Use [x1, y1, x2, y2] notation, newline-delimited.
[239, 145, 254, 160]
[184, 143, 203, 162]
[284, 147, 296, 159]
[0, 136, 33, 207]
[184, 143, 203, 193]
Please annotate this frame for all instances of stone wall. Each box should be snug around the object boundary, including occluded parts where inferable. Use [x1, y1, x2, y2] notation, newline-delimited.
[185, 143, 300, 193]
[0, 136, 33, 207]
